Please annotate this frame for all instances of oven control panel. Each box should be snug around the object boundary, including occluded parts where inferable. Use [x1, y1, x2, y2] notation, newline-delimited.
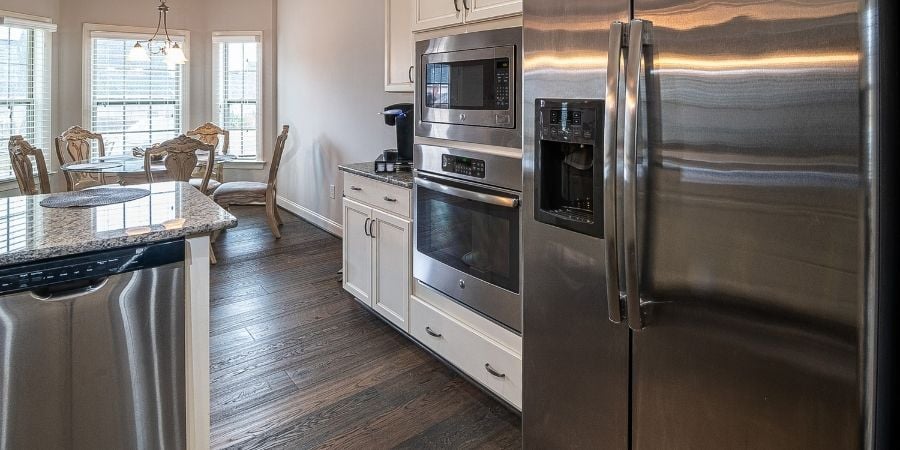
[442, 154, 486, 178]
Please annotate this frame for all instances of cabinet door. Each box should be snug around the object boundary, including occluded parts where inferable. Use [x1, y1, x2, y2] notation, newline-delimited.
[413, 0, 464, 32]
[463, 0, 521, 24]
[343, 198, 373, 306]
[372, 209, 412, 331]
[385, 0, 415, 92]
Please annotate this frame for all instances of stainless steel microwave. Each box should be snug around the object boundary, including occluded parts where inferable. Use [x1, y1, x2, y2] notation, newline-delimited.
[415, 27, 522, 149]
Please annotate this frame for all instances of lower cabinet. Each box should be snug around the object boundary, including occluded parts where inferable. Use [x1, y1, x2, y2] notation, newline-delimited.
[342, 197, 411, 332]
[410, 295, 522, 409]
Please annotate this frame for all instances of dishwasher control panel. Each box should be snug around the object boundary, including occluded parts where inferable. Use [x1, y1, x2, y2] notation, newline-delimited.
[0, 240, 185, 295]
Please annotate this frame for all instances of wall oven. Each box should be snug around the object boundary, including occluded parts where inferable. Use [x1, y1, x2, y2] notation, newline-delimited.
[414, 144, 523, 332]
[416, 27, 522, 149]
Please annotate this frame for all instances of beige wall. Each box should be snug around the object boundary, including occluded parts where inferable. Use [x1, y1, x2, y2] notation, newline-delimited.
[276, 0, 412, 232]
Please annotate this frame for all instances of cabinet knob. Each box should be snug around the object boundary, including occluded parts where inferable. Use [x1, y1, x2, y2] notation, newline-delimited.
[383, 196, 398, 203]
[459, 280, 466, 289]
[350, 185, 363, 191]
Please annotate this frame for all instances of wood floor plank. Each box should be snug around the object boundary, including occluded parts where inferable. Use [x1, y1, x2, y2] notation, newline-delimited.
[210, 206, 522, 449]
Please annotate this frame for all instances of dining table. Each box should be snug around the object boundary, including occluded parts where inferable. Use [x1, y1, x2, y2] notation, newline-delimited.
[60, 153, 236, 185]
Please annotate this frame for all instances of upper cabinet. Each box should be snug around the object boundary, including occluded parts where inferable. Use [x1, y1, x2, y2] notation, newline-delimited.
[412, 0, 521, 32]
[385, 0, 416, 92]
[463, 0, 522, 24]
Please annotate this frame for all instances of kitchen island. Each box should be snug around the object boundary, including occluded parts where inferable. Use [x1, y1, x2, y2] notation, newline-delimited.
[0, 181, 236, 449]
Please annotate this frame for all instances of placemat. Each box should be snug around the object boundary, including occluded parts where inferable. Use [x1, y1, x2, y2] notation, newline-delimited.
[65, 162, 123, 171]
[40, 188, 151, 208]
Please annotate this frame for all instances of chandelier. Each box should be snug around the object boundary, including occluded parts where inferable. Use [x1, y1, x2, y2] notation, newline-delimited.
[126, 0, 187, 65]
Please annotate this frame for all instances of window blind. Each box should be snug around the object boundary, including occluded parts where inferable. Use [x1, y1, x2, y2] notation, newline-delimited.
[0, 22, 52, 181]
[213, 35, 260, 158]
[89, 33, 185, 156]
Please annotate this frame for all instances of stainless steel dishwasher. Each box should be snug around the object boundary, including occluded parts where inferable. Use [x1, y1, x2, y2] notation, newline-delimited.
[0, 240, 186, 450]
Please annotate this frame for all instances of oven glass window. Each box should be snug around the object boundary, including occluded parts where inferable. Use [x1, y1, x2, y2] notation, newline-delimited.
[425, 58, 510, 111]
[416, 182, 519, 293]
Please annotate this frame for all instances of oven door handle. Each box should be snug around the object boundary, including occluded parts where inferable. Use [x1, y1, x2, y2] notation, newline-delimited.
[415, 177, 520, 209]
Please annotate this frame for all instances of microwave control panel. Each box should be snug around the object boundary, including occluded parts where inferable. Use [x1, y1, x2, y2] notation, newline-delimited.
[495, 59, 510, 110]
[442, 154, 486, 179]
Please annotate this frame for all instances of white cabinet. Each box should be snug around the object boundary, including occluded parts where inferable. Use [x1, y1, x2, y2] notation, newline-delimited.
[463, 0, 522, 24]
[385, 0, 415, 92]
[413, 0, 464, 32]
[412, 0, 521, 32]
[372, 210, 412, 330]
[342, 198, 374, 306]
[342, 175, 412, 332]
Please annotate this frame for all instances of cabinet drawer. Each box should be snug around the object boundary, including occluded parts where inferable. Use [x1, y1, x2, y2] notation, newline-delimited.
[343, 173, 411, 218]
[410, 296, 522, 409]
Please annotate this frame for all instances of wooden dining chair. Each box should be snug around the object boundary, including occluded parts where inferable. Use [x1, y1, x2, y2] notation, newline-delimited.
[8, 136, 52, 195]
[213, 126, 290, 239]
[54, 126, 107, 191]
[144, 135, 216, 190]
[186, 122, 229, 194]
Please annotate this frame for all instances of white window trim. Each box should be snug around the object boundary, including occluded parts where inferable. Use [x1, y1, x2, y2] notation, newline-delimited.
[1, 9, 55, 183]
[212, 31, 264, 163]
[81, 23, 191, 136]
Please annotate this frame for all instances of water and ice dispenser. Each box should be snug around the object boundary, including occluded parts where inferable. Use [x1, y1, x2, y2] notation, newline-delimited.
[534, 99, 604, 238]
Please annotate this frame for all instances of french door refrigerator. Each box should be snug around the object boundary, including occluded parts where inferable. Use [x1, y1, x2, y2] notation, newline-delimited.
[522, 0, 877, 448]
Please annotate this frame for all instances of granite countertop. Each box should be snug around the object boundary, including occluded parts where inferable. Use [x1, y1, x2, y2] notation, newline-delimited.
[339, 162, 414, 189]
[0, 181, 237, 267]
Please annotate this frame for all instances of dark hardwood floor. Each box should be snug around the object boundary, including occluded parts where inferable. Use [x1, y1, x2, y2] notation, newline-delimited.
[209, 206, 522, 449]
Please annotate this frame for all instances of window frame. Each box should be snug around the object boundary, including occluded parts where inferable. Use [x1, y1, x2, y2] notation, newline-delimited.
[0, 10, 55, 183]
[81, 23, 191, 155]
[212, 31, 263, 160]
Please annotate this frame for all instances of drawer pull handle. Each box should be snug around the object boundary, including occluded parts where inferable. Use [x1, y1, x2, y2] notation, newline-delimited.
[383, 196, 398, 202]
[350, 186, 363, 191]
[425, 327, 442, 338]
[485, 363, 506, 379]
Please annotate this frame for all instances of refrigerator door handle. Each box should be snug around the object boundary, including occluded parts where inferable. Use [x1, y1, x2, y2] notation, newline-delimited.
[604, 21, 626, 324]
[624, 19, 651, 331]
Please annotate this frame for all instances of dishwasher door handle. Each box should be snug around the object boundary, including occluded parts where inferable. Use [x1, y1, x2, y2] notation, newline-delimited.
[30, 278, 110, 302]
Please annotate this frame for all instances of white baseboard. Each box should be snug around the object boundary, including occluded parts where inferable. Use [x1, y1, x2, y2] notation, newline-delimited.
[276, 195, 343, 238]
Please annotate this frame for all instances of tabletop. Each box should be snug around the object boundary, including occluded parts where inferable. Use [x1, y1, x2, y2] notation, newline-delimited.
[61, 154, 237, 175]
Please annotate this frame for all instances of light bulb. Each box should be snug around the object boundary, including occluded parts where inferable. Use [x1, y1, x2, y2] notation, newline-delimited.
[127, 42, 150, 62]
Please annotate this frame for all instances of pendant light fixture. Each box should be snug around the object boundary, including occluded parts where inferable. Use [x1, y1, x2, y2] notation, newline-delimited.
[126, 0, 188, 65]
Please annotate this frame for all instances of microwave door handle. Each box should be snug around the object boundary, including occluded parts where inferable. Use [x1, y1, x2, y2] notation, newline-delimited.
[623, 19, 651, 331]
[415, 177, 519, 208]
[604, 21, 626, 325]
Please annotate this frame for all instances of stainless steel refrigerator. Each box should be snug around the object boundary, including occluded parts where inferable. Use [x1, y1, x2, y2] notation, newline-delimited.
[522, 0, 879, 448]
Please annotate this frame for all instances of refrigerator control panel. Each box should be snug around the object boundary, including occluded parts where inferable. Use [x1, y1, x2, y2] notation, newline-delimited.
[537, 99, 600, 145]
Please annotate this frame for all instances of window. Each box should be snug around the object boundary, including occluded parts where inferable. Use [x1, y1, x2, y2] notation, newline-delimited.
[87, 28, 188, 156]
[213, 33, 261, 159]
[0, 14, 53, 181]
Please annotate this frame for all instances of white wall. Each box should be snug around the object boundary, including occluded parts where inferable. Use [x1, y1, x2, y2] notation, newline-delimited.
[277, 0, 411, 231]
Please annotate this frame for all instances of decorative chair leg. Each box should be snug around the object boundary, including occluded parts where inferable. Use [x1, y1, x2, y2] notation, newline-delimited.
[209, 243, 218, 265]
[275, 207, 284, 225]
[265, 201, 282, 239]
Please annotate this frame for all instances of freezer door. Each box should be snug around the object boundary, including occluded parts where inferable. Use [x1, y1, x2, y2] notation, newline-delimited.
[628, 1, 864, 448]
[522, 0, 630, 448]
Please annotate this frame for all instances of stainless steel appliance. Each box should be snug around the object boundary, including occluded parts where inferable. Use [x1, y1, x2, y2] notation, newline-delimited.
[414, 143, 522, 332]
[416, 27, 522, 148]
[523, 0, 881, 448]
[0, 241, 186, 449]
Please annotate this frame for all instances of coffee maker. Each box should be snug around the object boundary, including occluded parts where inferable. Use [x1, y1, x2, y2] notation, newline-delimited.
[378, 103, 414, 171]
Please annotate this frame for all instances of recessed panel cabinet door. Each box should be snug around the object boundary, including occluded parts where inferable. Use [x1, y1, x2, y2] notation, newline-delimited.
[343, 198, 373, 306]
[385, 0, 415, 92]
[464, 0, 521, 24]
[413, 0, 464, 32]
[372, 210, 412, 331]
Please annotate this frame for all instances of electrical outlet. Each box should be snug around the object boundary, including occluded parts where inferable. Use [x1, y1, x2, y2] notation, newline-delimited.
[329, 185, 336, 199]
